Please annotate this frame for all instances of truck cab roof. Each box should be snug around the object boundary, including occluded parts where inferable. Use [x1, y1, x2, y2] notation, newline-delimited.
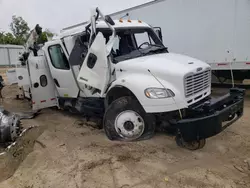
[58, 20, 150, 39]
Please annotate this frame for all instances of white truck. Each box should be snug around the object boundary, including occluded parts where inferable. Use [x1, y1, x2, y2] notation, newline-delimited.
[15, 8, 245, 150]
[63, 0, 250, 87]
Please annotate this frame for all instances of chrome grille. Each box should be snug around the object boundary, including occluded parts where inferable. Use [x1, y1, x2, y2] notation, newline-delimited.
[185, 69, 211, 97]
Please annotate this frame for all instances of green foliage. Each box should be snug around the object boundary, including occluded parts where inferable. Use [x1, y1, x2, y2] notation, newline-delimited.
[3, 33, 15, 44]
[0, 15, 30, 45]
[10, 15, 30, 39]
[0, 15, 55, 45]
[0, 32, 23, 45]
[0, 32, 5, 44]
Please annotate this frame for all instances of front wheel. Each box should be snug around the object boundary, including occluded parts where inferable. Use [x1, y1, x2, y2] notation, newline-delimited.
[175, 134, 206, 150]
[103, 96, 155, 141]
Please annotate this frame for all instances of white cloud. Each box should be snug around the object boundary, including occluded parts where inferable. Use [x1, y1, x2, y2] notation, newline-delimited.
[0, 0, 151, 33]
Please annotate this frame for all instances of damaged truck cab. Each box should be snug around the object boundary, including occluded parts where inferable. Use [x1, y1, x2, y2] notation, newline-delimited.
[16, 8, 245, 150]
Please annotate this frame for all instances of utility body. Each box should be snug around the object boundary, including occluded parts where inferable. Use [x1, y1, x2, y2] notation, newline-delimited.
[15, 8, 245, 150]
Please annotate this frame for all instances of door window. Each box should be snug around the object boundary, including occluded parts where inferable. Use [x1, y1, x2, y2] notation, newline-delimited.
[40, 75, 48, 87]
[48, 45, 70, 70]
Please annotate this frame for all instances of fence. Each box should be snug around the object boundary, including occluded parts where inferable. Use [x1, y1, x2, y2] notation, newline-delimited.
[0, 45, 24, 66]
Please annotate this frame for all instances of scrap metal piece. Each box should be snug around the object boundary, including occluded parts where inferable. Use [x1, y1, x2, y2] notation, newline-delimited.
[0, 109, 21, 143]
[0, 108, 40, 143]
[0, 108, 43, 182]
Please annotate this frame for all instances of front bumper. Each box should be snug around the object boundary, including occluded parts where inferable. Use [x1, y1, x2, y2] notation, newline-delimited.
[175, 88, 245, 142]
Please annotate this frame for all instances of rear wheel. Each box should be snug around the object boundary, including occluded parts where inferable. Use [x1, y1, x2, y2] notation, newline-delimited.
[104, 96, 155, 141]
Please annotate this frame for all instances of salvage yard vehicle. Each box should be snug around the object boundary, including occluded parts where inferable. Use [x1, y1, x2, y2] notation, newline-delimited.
[14, 8, 245, 150]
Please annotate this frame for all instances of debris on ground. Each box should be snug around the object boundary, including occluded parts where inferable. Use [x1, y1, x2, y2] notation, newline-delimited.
[0, 84, 250, 188]
[0, 125, 45, 182]
[0, 105, 42, 182]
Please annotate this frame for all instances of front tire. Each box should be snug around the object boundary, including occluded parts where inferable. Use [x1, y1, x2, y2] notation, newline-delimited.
[175, 134, 206, 150]
[104, 96, 155, 141]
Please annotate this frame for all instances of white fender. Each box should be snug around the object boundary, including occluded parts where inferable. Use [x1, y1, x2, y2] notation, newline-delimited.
[108, 74, 188, 113]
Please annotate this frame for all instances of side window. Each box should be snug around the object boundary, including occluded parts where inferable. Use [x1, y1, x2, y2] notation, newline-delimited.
[87, 53, 97, 69]
[48, 45, 70, 70]
[134, 32, 155, 49]
[40, 75, 47, 87]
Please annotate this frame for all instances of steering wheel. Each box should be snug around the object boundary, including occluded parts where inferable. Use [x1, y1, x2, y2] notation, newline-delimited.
[138, 42, 150, 49]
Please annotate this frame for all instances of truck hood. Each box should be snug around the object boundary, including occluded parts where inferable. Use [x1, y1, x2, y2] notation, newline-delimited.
[115, 52, 210, 76]
[115, 52, 211, 100]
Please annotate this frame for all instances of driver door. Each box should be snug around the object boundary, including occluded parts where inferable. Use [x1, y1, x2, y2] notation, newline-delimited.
[77, 32, 110, 97]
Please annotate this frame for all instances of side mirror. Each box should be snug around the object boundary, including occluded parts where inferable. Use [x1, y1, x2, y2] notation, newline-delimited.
[153, 27, 163, 42]
[35, 24, 42, 36]
[105, 15, 115, 26]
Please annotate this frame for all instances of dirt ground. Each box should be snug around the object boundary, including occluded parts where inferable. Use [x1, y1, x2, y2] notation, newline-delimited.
[0, 85, 249, 188]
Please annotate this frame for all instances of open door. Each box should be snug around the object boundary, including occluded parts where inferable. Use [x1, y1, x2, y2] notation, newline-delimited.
[43, 41, 79, 98]
[77, 32, 110, 97]
[28, 56, 58, 110]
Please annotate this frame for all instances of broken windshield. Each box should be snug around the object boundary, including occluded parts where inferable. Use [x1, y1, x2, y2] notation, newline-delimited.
[98, 27, 168, 63]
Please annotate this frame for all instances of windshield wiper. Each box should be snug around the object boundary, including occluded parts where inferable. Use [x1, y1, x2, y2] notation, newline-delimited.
[149, 44, 164, 48]
[142, 46, 168, 56]
[114, 50, 143, 63]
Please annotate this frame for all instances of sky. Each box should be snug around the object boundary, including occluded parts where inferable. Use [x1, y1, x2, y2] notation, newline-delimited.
[0, 0, 151, 33]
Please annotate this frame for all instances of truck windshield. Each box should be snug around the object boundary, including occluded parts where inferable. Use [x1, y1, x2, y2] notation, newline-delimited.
[98, 27, 168, 63]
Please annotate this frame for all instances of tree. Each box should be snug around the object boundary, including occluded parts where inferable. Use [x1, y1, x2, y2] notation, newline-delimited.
[0, 32, 5, 44]
[0, 15, 55, 45]
[4, 33, 16, 44]
[10, 15, 30, 44]
[0, 32, 19, 45]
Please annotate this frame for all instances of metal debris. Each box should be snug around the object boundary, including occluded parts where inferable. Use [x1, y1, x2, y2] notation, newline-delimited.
[0, 109, 21, 143]
[0, 125, 45, 182]
[0, 108, 40, 143]
[0, 108, 42, 182]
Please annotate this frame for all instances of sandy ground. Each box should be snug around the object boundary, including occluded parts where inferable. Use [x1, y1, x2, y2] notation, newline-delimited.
[0, 85, 249, 188]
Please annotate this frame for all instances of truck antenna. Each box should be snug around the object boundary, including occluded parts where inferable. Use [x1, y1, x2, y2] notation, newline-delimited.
[120, 13, 129, 19]
[147, 69, 183, 119]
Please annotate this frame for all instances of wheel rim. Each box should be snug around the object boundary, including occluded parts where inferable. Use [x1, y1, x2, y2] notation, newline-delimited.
[114, 110, 145, 140]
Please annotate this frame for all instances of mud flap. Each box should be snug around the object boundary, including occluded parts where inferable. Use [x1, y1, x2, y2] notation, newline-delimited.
[0, 125, 45, 182]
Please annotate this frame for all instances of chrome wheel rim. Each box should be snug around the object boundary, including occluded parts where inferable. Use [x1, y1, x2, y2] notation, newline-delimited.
[114, 110, 145, 140]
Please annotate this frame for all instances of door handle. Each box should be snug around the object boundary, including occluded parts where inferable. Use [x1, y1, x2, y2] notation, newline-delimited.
[53, 79, 60, 87]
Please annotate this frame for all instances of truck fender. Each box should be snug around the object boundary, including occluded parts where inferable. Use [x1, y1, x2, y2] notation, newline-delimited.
[106, 74, 187, 111]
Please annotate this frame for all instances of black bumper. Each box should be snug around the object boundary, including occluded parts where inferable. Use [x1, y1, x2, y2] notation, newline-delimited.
[176, 88, 245, 142]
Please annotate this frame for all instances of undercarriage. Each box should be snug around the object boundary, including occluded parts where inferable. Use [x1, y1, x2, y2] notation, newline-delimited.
[57, 88, 245, 150]
[170, 88, 244, 150]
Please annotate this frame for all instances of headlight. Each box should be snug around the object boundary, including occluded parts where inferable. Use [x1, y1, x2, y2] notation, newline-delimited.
[144, 88, 175, 99]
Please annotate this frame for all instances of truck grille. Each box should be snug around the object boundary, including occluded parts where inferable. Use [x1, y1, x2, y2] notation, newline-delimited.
[185, 69, 211, 97]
